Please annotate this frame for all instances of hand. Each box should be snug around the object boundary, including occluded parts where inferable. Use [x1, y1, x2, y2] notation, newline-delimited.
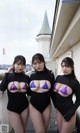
[7, 66, 15, 73]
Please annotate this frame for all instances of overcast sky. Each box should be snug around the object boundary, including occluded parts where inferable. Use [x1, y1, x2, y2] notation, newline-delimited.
[0, 0, 56, 64]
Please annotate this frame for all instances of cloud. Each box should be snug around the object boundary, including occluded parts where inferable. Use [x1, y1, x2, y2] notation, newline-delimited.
[0, 0, 56, 64]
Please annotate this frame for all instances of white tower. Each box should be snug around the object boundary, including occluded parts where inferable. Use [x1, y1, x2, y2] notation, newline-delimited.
[36, 11, 51, 60]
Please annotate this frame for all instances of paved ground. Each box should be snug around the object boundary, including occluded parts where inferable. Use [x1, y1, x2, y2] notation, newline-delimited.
[9, 129, 77, 133]
[10, 129, 58, 133]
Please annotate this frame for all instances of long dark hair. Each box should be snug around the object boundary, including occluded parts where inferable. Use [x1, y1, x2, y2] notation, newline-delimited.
[61, 57, 76, 78]
[32, 53, 46, 69]
[13, 55, 26, 66]
[32, 53, 45, 64]
[32, 53, 54, 78]
[32, 53, 45, 63]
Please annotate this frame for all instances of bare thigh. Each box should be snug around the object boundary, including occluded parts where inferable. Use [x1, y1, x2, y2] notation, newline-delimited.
[61, 113, 76, 133]
[29, 103, 45, 133]
[8, 111, 24, 133]
[56, 110, 63, 133]
[42, 104, 51, 131]
[21, 108, 29, 129]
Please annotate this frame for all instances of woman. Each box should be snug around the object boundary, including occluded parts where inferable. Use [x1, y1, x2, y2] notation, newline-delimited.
[0, 55, 30, 133]
[29, 53, 55, 133]
[52, 57, 80, 133]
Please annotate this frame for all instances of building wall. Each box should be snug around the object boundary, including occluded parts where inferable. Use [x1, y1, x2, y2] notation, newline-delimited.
[72, 41, 80, 81]
[36, 35, 51, 59]
[52, 41, 80, 81]
[38, 40, 50, 58]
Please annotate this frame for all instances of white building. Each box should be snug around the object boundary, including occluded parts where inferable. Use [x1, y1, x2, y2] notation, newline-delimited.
[36, 1, 80, 82]
[36, 11, 51, 59]
[49, 0, 80, 81]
